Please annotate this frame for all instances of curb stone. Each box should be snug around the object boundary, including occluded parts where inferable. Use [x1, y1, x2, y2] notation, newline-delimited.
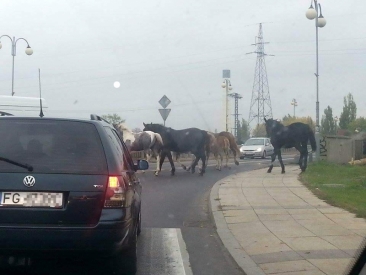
[209, 173, 266, 275]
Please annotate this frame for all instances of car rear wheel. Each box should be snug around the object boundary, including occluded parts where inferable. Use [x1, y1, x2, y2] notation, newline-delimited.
[111, 226, 138, 275]
[262, 151, 266, 159]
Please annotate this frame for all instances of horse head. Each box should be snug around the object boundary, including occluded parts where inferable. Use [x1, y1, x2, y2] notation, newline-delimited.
[142, 122, 165, 133]
[264, 118, 283, 137]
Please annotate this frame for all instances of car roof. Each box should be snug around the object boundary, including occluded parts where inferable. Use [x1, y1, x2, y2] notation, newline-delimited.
[0, 114, 112, 127]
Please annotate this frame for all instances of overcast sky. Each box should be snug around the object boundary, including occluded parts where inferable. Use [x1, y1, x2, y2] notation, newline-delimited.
[0, 0, 365, 132]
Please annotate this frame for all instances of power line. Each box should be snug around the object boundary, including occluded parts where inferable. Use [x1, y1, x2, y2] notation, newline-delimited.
[2, 36, 365, 83]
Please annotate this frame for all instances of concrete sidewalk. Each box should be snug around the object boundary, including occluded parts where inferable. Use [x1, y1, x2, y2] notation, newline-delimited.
[210, 165, 366, 275]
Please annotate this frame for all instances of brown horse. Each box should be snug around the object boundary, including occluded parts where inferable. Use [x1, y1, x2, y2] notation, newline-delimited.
[207, 132, 230, 170]
[214, 131, 240, 166]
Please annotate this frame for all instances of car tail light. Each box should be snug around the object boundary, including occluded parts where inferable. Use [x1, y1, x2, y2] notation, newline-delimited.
[104, 176, 126, 208]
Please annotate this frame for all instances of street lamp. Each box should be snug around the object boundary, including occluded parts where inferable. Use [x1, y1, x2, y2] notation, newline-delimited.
[221, 79, 232, 132]
[334, 116, 338, 135]
[0, 35, 33, 96]
[291, 98, 298, 117]
[306, 0, 326, 160]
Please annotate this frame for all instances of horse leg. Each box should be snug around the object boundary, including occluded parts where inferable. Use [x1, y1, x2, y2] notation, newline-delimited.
[159, 151, 167, 173]
[154, 149, 161, 176]
[267, 148, 278, 173]
[185, 154, 195, 172]
[232, 147, 239, 165]
[302, 150, 308, 172]
[220, 149, 228, 168]
[166, 151, 175, 176]
[190, 155, 200, 174]
[173, 152, 186, 170]
[216, 153, 223, 171]
[278, 150, 285, 174]
[225, 149, 230, 169]
[301, 142, 308, 172]
[199, 151, 206, 175]
[295, 145, 303, 171]
[145, 149, 152, 162]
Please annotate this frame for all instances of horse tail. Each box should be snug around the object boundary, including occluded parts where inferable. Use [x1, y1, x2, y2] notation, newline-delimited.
[203, 131, 211, 161]
[308, 128, 317, 152]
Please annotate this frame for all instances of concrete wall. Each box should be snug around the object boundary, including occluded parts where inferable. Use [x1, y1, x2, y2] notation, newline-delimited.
[324, 136, 363, 164]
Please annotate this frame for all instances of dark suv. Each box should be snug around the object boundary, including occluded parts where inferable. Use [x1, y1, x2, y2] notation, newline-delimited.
[0, 114, 148, 274]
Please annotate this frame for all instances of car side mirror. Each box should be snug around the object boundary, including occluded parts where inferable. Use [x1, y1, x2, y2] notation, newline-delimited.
[134, 159, 149, 171]
[265, 143, 269, 146]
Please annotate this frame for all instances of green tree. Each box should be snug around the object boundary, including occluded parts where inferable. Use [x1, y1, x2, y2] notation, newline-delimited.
[282, 114, 294, 124]
[339, 93, 357, 129]
[252, 123, 267, 137]
[321, 106, 336, 135]
[348, 117, 366, 133]
[101, 114, 125, 124]
[237, 119, 250, 143]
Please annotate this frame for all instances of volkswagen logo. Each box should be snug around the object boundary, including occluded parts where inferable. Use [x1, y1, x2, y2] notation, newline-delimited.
[23, 175, 36, 187]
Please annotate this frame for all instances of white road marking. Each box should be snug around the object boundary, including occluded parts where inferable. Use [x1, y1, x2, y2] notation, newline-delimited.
[137, 228, 193, 275]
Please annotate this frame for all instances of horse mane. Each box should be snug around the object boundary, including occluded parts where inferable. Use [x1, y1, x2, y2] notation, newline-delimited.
[273, 120, 285, 130]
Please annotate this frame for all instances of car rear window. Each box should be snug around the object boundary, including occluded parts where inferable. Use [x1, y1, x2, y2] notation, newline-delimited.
[244, 139, 265, 146]
[0, 119, 108, 174]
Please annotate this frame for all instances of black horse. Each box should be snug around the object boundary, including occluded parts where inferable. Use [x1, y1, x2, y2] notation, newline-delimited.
[142, 123, 208, 176]
[264, 118, 316, 173]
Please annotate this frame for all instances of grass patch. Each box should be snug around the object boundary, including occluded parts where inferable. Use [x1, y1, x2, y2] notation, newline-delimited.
[300, 161, 366, 218]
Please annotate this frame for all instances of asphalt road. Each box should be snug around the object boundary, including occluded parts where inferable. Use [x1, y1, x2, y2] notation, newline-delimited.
[136, 155, 297, 275]
[0, 155, 296, 275]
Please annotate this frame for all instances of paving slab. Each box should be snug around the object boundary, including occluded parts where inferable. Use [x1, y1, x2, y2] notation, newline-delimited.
[210, 166, 366, 275]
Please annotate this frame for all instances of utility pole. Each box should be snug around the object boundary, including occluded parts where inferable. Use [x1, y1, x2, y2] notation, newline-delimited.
[291, 98, 298, 117]
[229, 92, 243, 141]
[222, 70, 232, 132]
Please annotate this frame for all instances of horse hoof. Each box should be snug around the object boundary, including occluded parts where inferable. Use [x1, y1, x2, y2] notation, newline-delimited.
[154, 171, 159, 176]
[281, 171, 285, 174]
[267, 170, 272, 173]
[235, 161, 239, 165]
[182, 165, 187, 170]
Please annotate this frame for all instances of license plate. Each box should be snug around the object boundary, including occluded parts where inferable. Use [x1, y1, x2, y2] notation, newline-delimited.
[0, 192, 63, 208]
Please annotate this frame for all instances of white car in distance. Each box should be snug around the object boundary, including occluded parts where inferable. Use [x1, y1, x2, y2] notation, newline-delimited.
[239, 137, 274, 159]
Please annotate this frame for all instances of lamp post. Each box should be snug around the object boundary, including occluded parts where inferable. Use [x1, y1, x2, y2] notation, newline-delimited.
[221, 79, 233, 132]
[291, 98, 298, 117]
[306, 0, 326, 160]
[334, 116, 338, 135]
[0, 35, 33, 96]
